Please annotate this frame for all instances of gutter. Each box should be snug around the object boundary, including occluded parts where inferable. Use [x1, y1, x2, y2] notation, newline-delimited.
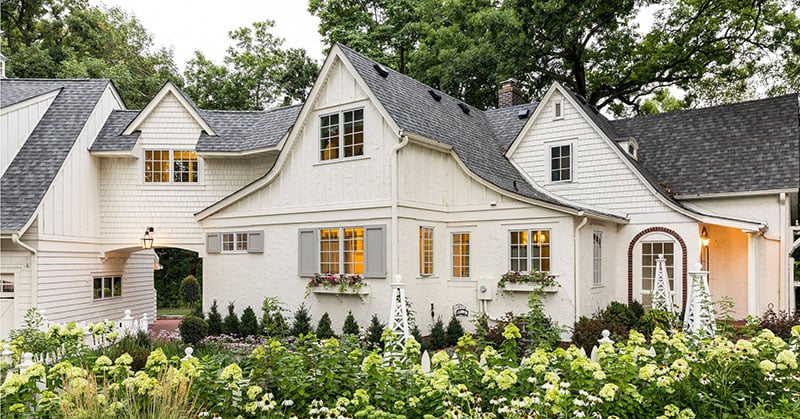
[574, 214, 588, 324]
[391, 130, 410, 276]
[11, 233, 38, 308]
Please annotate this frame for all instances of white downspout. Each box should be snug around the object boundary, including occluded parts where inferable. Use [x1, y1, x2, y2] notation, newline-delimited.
[391, 130, 410, 277]
[779, 193, 788, 310]
[574, 214, 588, 324]
[11, 233, 38, 308]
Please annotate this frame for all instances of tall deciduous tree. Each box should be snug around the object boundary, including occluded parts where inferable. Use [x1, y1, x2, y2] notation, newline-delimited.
[183, 20, 319, 110]
[1, 0, 181, 108]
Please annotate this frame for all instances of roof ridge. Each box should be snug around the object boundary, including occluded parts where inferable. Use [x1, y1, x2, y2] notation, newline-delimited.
[616, 92, 800, 124]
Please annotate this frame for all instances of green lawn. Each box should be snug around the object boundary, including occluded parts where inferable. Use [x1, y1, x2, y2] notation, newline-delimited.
[156, 307, 191, 317]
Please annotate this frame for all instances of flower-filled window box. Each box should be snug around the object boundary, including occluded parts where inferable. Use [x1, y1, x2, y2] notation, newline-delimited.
[497, 271, 559, 293]
[306, 273, 369, 300]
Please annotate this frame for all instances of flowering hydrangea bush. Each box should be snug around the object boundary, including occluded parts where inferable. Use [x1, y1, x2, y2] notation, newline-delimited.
[1, 325, 799, 417]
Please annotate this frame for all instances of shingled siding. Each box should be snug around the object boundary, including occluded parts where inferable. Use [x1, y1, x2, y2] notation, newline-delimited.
[98, 92, 273, 249]
[510, 90, 671, 216]
[0, 90, 58, 175]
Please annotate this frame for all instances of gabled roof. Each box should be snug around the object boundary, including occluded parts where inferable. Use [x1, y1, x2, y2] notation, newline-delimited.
[91, 110, 140, 152]
[1, 79, 111, 232]
[121, 81, 216, 137]
[611, 94, 800, 197]
[337, 44, 607, 214]
[1, 80, 62, 108]
[485, 102, 539, 149]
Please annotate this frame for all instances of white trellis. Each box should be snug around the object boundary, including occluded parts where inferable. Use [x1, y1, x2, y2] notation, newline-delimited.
[651, 254, 676, 314]
[683, 263, 716, 336]
[387, 275, 410, 349]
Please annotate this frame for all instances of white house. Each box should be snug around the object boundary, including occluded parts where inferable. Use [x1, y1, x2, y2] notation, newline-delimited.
[2, 44, 797, 338]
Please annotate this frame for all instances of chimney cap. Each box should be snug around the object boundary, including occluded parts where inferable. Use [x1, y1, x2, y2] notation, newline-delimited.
[501, 79, 517, 87]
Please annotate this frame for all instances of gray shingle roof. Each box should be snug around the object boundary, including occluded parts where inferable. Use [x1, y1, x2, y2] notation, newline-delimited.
[485, 102, 539, 149]
[610, 94, 800, 196]
[1, 80, 62, 108]
[1, 79, 110, 232]
[90, 110, 140, 151]
[338, 44, 605, 215]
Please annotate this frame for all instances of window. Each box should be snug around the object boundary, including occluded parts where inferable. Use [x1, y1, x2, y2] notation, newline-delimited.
[550, 144, 571, 182]
[641, 241, 675, 308]
[93, 275, 122, 300]
[593, 232, 602, 286]
[509, 229, 550, 272]
[144, 150, 198, 183]
[451, 232, 470, 278]
[419, 226, 434, 276]
[320, 109, 364, 161]
[222, 233, 249, 252]
[319, 227, 364, 274]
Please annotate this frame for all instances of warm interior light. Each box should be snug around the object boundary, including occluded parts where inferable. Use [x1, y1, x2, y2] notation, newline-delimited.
[700, 226, 710, 247]
[141, 227, 154, 250]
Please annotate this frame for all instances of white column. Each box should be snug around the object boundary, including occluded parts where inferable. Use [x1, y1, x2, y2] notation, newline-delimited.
[747, 232, 758, 316]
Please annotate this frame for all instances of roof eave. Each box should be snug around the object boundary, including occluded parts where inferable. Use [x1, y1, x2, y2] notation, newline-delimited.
[675, 188, 798, 200]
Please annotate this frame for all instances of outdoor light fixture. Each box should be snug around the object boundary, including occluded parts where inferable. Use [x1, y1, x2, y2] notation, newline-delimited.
[141, 227, 154, 250]
[700, 226, 710, 271]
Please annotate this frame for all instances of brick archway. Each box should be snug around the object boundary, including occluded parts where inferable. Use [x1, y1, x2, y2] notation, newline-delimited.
[628, 227, 688, 307]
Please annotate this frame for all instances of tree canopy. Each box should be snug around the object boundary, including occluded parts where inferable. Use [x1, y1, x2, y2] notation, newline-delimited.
[311, 0, 800, 114]
[1, 0, 181, 108]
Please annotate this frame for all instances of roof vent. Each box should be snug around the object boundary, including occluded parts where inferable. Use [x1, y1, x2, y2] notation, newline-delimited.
[513, 180, 518, 191]
[517, 109, 530, 119]
[575, 94, 587, 105]
[428, 89, 442, 102]
[373, 63, 389, 78]
[458, 103, 470, 114]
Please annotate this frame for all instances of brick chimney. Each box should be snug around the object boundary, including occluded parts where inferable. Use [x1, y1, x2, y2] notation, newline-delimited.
[498, 79, 524, 108]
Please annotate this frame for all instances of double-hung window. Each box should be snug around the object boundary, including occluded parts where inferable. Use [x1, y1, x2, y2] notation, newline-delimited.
[319, 227, 364, 275]
[451, 232, 470, 278]
[320, 109, 364, 161]
[550, 144, 572, 182]
[509, 229, 551, 272]
[222, 233, 249, 253]
[419, 226, 434, 276]
[144, 150, 198, 183]
[593, 232, 602, 286]
[93, 275, 122, 300]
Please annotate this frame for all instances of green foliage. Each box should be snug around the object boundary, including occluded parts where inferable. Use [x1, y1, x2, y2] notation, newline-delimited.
[206, 300, 223, 336]
[342, 310, 360, 336]
[260, 297, 288, 338]
[183, 20, 319, 110]
[428, 317, 447, 350]
[180, 275, 201, 305]
[524, 291, 564, 349]
[154, 248, 203, 308]
[639, 309, 678, 337]
[239, 306, 259, 337]
[445, 315, 464, 347]
[639, 89, 693, 115]
[178, 315, 208, 345]
[760, 308, 800, 340]
[290, 303, 313, 337]
[571, 300, 645, 352]
[410, 323, 425, 352]
[316, 312, 335, 339]
[366, 314, 386, 350]
[222, 302, 240, 336]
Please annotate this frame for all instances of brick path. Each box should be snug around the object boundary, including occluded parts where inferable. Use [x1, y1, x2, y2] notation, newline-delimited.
[149, 318, 181, 336]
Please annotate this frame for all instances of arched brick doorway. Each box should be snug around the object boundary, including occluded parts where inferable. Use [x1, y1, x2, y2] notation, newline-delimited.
[628, 227, 688, 308]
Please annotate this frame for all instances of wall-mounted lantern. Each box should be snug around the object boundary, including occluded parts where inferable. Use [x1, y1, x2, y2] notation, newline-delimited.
[141, 227, 154, 250]
[700, 226, 710, 270]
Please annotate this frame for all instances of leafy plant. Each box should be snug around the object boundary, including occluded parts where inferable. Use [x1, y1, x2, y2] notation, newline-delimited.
[366, 314, 385, 350]
[316, 312, 335, 339]
[290, 303, 312, 336]
[342, 311, 360, 336]
[445, 315, 464, 347]
[428, 317, 447, 350]
[180, 275, 201, 306]
[497, 271, 558, 288]
[239, 306, 259, 337]
[179, 315, 208, 345]
[206, 300, 223, 336]
[524, 291, 564, 349]
[760, 307, 800, 339]
[222, 302, 240, 336]
[260, 296, 287, 338]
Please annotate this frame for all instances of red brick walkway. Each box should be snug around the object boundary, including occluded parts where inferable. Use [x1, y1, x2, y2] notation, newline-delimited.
[149, 318, 181, 336]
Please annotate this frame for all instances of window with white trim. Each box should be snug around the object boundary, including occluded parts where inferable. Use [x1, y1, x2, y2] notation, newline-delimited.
[93, 275, 122, 300]
[554, 100, 563, 119]
[593, 231, 602, 286]
[144, 150, 198, 183]
[222, 233, 249, 252]
[509, 229, 550, 272]
[320, 109, 364, 161]
[320, 227, 364, 274]
[641, 241, 675, 308]
[419, 226, 434, 276]
[451, 232, 470, 278]
[550, 144, 572, 182]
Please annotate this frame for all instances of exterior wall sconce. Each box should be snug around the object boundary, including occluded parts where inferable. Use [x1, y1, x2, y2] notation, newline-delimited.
[141, 227, 154, 250]
[700, 226, 710, 270]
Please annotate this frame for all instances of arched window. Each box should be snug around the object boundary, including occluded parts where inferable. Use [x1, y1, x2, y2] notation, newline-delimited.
[629, 229, 687, 309]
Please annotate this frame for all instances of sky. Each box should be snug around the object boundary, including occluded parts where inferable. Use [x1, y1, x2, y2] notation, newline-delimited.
[90, 1, 327, 70]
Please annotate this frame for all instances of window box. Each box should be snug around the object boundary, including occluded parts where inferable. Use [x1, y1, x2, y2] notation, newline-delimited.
[497, 271, 560, 293]
[306, 273, 369, 301]
[500, 283, 559, 293]
[310, 284, 371, 296]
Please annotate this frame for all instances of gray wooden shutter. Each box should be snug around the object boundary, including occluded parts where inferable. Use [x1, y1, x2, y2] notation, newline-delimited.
[206, 233, 221, 254]
[364, 225, 387, 278]
[298, 229, 318, 277]
[247, 231, 264, 253]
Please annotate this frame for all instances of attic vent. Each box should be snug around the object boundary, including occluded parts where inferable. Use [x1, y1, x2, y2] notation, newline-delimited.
[373, 63, 389, 78]
[517, 109, 530, 119]
[513, 180, 518, 191]
[428, 89, 442, 102]
[457, 103, 470, 114]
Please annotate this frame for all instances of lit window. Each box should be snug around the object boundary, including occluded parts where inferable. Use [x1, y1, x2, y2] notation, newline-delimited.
[419, 226, 434, 276]
[93, 275, 122, 299]
[320, 109, 364, 161]
[550, 144, 571, 182]
[145, 150, 198, 183]
[593, 232, 602, 286]
[641, 241, 674, 308]
[452, 232, 470, 278]
[222, 233, 249, 252]
[509, 229, 550, 272]
[320, 228, 364, 274]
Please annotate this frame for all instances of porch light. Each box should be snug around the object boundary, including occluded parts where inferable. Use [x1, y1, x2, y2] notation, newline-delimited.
[141, 227, 154, 249]
[700, 227, 710, 247]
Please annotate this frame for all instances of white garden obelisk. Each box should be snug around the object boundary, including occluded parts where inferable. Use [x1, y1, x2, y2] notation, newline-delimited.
[684, 263, 716, 336]
[388, 275, 410, 346]
[651, 254, 675, 314]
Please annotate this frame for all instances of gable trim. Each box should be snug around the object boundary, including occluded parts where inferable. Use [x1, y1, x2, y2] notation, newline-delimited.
[122, 81, 216, 136]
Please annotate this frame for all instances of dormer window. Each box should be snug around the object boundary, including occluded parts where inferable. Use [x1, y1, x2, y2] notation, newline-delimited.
[320, 108, 364, 161]
[617, 137, 639, 160]
[553, 100, 563, 119]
